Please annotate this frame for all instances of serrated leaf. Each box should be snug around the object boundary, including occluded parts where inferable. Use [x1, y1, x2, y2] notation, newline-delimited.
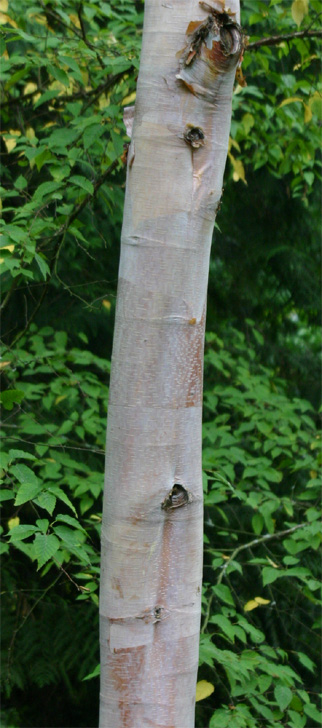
[36, 518, 49, 533]
[10, 463, 38, 485]
[55, 514, 85, 531]
[8, 523, 38, 541]
[274, 684, 293, 711]
[35, 491, 56, 515]
[196, 680, 215, 702]
[69, 175, 94, 195]
[48, 486, 76, 514]
[14, 481, 42, 505]
[210, 614, 235, 641]
[53, 524, 85, 548]
[33, 533, 60, 568]
[9, 449, 36, 461]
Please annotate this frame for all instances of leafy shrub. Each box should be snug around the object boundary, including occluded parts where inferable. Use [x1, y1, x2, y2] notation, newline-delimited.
[196, 325, 321, 728]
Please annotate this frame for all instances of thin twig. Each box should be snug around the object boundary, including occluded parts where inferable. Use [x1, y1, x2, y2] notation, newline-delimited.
[217, 523, 306, 584]
[2, 68, 131, 109]
[247, 28, 322, 50]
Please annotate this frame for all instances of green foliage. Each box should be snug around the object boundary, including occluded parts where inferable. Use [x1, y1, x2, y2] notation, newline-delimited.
[230, 0, 322, 198]
[196, 326, 321, 728]
[0, 0, 321, 726]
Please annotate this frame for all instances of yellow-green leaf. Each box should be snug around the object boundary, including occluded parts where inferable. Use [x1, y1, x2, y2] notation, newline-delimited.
[8, 516, 20, 530]
[244, 599, 259, 612]
[196, 680, 215, 702]
[229, 153, 246, 185]
[244, 596, 270, 611]
[291, 0, 309, 27]
[279, 97, 303, 108]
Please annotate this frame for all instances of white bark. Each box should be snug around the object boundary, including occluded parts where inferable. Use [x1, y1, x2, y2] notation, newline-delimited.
[99, 2, 241, 726]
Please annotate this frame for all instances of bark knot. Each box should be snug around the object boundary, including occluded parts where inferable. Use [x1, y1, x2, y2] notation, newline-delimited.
[184, 125, 205, 149]
[162, 484, 190, 511]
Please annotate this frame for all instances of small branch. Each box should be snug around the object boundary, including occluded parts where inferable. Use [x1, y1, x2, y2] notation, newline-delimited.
[201, 592, 214, 634]
[247, 28, 322, 51]
[217, 523, 306, 584]
[77, 2, 105, 69]
[2, 68, 131, 109]
[52, 558, 92, 592]
[0, 276, 19, 312]
[0, 434, 105, 455]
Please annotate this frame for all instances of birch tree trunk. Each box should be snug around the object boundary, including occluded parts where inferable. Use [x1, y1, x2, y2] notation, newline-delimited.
[99, 2, 242, 726]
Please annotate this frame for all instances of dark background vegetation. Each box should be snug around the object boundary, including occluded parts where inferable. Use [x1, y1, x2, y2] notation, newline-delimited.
[0, 0, 321, 726]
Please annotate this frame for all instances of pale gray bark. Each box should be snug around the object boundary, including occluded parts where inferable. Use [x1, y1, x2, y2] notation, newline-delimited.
[99, 2, 242, 726]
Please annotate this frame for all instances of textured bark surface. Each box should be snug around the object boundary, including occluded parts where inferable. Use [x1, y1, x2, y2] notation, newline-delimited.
[99, 2, 242, 726]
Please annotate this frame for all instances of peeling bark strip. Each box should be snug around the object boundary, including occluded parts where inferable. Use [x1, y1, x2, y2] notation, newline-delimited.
[99, 2, 242, 727]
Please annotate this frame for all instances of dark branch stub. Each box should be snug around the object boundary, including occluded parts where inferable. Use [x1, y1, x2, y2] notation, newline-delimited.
[184, 125, 205, 148]
[162, 484, 190, 511]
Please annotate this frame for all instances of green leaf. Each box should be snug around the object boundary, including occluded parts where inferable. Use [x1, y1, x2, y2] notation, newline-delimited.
[210, 614, 236, 641]
[303, 703, 322, 723]
[252, 513, 264, 535]
[48, 486, 76, 514]
[35, 252, 50, 279]
[8, 524, 38, 541]
[262, 566, 281, 585]
[10, 463, 38, 485]
[83, 124, 104, 150]
[48, 64, 70, 87]
[14, 482, 42, 506]
[9, 449, 36, 461]
[0, 489, 14, 501]
[82, 664, 100, 681]
[0, 389, 25, 410]
[33, 533, 60, 568]
[33, 181, 61, 201]
[35, 491, 57, 515]
[36, 519, 49, 533]
[209, 709, 230, 728]
[297, 652, 316, 673]
[274, 684, 293, 711]
[258, 675, 272, 693]
[287, 709, 307, 728]
[34, 88, 60, 109]
[212, 584, 235, 606]
[69, 175, 94, 195]
[53, 525, 85, 548]
[55, 514, 86, 532]
[14, 174, 28, 191]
